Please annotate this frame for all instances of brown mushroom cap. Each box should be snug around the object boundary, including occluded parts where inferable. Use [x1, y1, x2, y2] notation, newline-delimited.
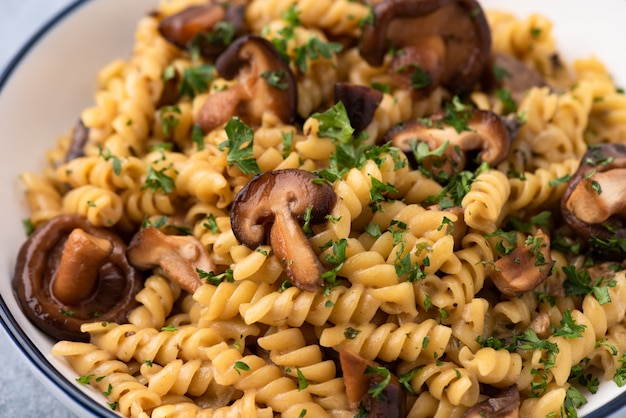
[385, 108, 511, 173]
[339, 349, 405, 417]
[561, 144, 626, 258]
[195, 34, 297, 133]
[462, 385, 520, 418]
[157, 3, 246, 60]
[360, 0, 491, 95]
[126, 226, 215, 294]
[230, 169, 336, 291]
[490, 229, 554, 297]
[12, 214, 142, 341]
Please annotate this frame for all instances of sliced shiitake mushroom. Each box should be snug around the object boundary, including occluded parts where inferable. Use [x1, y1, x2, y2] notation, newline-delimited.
[489, 229, 554, 297]
[340, 349, 405, 417]
[127, 226, 215, 294]
[360, 0, 491, 96]
[462, 385, 520, 418]
[385, 108, 511, 174]
[195, 34, 297, 133]
[158, 3, 247, 60]
[12, 215, 142, 341]
[230, 169, 336, 291]
[561, 144, 626, 259]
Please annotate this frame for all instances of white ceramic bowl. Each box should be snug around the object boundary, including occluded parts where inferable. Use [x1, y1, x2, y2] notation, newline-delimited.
[1, 0, 625, 416]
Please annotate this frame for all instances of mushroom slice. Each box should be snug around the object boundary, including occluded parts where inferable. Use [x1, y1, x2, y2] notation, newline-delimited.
[230, 169, 336, 291]
[561, 144, 626, 259]
[12, 215, 142, 341]
[462, 385, 520, 418]
[490, 229, 554, 297]
[334, 82, 383, 135]
[65, 119, 89, 162]
[127, 226, 215, 294]
[157, 3, 246, 60]
[339, 349, 405, 417]
[487, 51, 547, 105]
[359, 0, 491, 96]
[195, 34, 297, 133]
[385, 108, 511, 174]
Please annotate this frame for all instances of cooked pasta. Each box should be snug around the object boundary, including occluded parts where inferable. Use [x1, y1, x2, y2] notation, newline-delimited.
[8, 0, 626, 417]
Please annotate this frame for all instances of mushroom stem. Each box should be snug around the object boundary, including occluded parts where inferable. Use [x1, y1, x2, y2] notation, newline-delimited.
[52, 228, 113, 305]
[270, 205, 324, 292]
[565, 168, 626, 224]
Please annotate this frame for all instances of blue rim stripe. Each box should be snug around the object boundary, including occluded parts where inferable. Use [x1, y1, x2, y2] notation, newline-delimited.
[1, 1, 626, 417]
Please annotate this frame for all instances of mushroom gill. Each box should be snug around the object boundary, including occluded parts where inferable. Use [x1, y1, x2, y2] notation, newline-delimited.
[230, 169, 337, 291]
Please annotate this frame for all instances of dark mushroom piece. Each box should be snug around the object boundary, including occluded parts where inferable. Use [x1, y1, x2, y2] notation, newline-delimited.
[462, 385, 520, 418]
[359, 0, 491, 97]
[489, 229, 554, 297]
[230, 169, 336, 292]
[65, 119, 89, 162]
[12, 214, 142, 341]
[127, 226, 215, 294]
[385, 108, 511, 174]
[158, 3, 247, 60]
[339, 349, 405, 417]
[561, 144, 626, 259]
[195, 34, 298, 133]
[334, 82, 383, 136]
[484, 51, 547, 105]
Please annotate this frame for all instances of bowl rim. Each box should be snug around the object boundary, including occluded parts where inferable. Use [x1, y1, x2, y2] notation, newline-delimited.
[0, 0, 118, 416]
[1, 0, 626, 417]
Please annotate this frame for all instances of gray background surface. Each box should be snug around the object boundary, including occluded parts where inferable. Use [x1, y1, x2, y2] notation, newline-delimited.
[1, 2, 78, 417]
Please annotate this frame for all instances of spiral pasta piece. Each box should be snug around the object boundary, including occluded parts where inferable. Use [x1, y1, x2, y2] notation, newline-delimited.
[128, 274, 183, 329]
[56, 155, 146, 191]
[61, 184, 124, 226]
[505, 157, 579, 216]
[20, 171, 63, 225]
[462, 169, 510, 233]
[320, 319, 452, 363]
[52, 341, 162, 417]
[246, 0, 369, 37]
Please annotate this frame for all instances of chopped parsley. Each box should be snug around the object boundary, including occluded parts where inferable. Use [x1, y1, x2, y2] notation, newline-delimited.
[76, 374, 94, 385]
[562, 264, 616, 304]
[365, 365, 391, 399]
[196, 268, 234, 286]
[22, 218, 35, 236]
[261, 70, 289, 90]
[191, 124, 205, 150]
[159, 105, 181, 137]
[203, 213, 219, 234]
[234, 361, 250, 375]
[178, 64, 216, 99]
[161, 324, 177, 332]
[218, 117, 260, 175]
[296, 368, 309, 390]
[344, 326, 361, 339]
[143, 165, 175, 194]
